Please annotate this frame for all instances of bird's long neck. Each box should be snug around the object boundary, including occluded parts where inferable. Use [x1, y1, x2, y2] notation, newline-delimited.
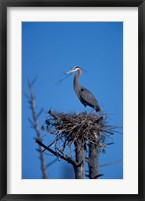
[73, 69, 82, 93]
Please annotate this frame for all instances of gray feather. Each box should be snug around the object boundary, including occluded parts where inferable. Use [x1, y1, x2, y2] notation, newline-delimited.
[78, 86, 101, 112]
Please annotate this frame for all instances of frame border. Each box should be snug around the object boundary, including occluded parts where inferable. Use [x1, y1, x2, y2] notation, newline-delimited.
[0, 0, 144, 200]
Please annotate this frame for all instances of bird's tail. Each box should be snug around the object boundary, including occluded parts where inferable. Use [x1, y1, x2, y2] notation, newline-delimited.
[95, 106, 101, 112]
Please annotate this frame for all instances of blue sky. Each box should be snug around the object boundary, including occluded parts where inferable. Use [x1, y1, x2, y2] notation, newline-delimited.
[22, 22, 123, 179]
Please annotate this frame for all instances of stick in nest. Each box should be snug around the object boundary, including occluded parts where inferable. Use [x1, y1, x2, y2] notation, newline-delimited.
[41, 110, 116, 152]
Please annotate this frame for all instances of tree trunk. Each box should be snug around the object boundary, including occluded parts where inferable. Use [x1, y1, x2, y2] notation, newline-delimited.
[74, 140, 85, 179]
[88, 143, 99, 179]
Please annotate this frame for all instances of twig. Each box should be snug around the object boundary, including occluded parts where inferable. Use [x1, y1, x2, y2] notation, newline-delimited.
[48, 109, 61, 121]
[47, 159, 58, 168]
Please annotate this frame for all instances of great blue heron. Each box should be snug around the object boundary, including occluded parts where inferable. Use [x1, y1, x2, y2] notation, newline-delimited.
[67, 66, 101, 112]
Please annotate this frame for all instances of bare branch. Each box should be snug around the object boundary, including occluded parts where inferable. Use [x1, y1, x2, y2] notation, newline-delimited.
[37, 108, 44, 119]
[35, 139, 78, 167]
[47, 159, 58, 168]
[99, 160, 122, 167]
[93, 174, 104, 179]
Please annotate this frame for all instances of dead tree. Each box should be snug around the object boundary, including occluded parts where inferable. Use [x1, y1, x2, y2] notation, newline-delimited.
[26, 80, 48, 179]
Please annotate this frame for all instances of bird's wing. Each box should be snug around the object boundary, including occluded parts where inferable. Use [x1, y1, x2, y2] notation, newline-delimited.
[79, 86, 100, 109]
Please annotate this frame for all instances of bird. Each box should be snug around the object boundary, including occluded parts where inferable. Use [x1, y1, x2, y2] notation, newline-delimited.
[66, 66, 101, 112]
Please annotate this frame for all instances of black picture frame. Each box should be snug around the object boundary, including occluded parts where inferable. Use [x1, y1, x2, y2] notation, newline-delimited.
[0, 0, 145, 200]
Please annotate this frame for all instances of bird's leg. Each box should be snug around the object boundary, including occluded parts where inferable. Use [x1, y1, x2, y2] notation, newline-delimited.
[89, 108, 95, 114]
[84, 106, 87, 114]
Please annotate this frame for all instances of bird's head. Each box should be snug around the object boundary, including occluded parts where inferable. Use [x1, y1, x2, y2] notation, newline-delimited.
[66, 66, 81, 74]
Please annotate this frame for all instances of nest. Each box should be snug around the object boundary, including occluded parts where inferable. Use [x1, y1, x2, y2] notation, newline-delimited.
[41, 110, 115, 152]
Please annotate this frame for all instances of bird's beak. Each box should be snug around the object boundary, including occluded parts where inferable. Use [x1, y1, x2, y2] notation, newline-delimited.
[66, 69, 75, 74]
